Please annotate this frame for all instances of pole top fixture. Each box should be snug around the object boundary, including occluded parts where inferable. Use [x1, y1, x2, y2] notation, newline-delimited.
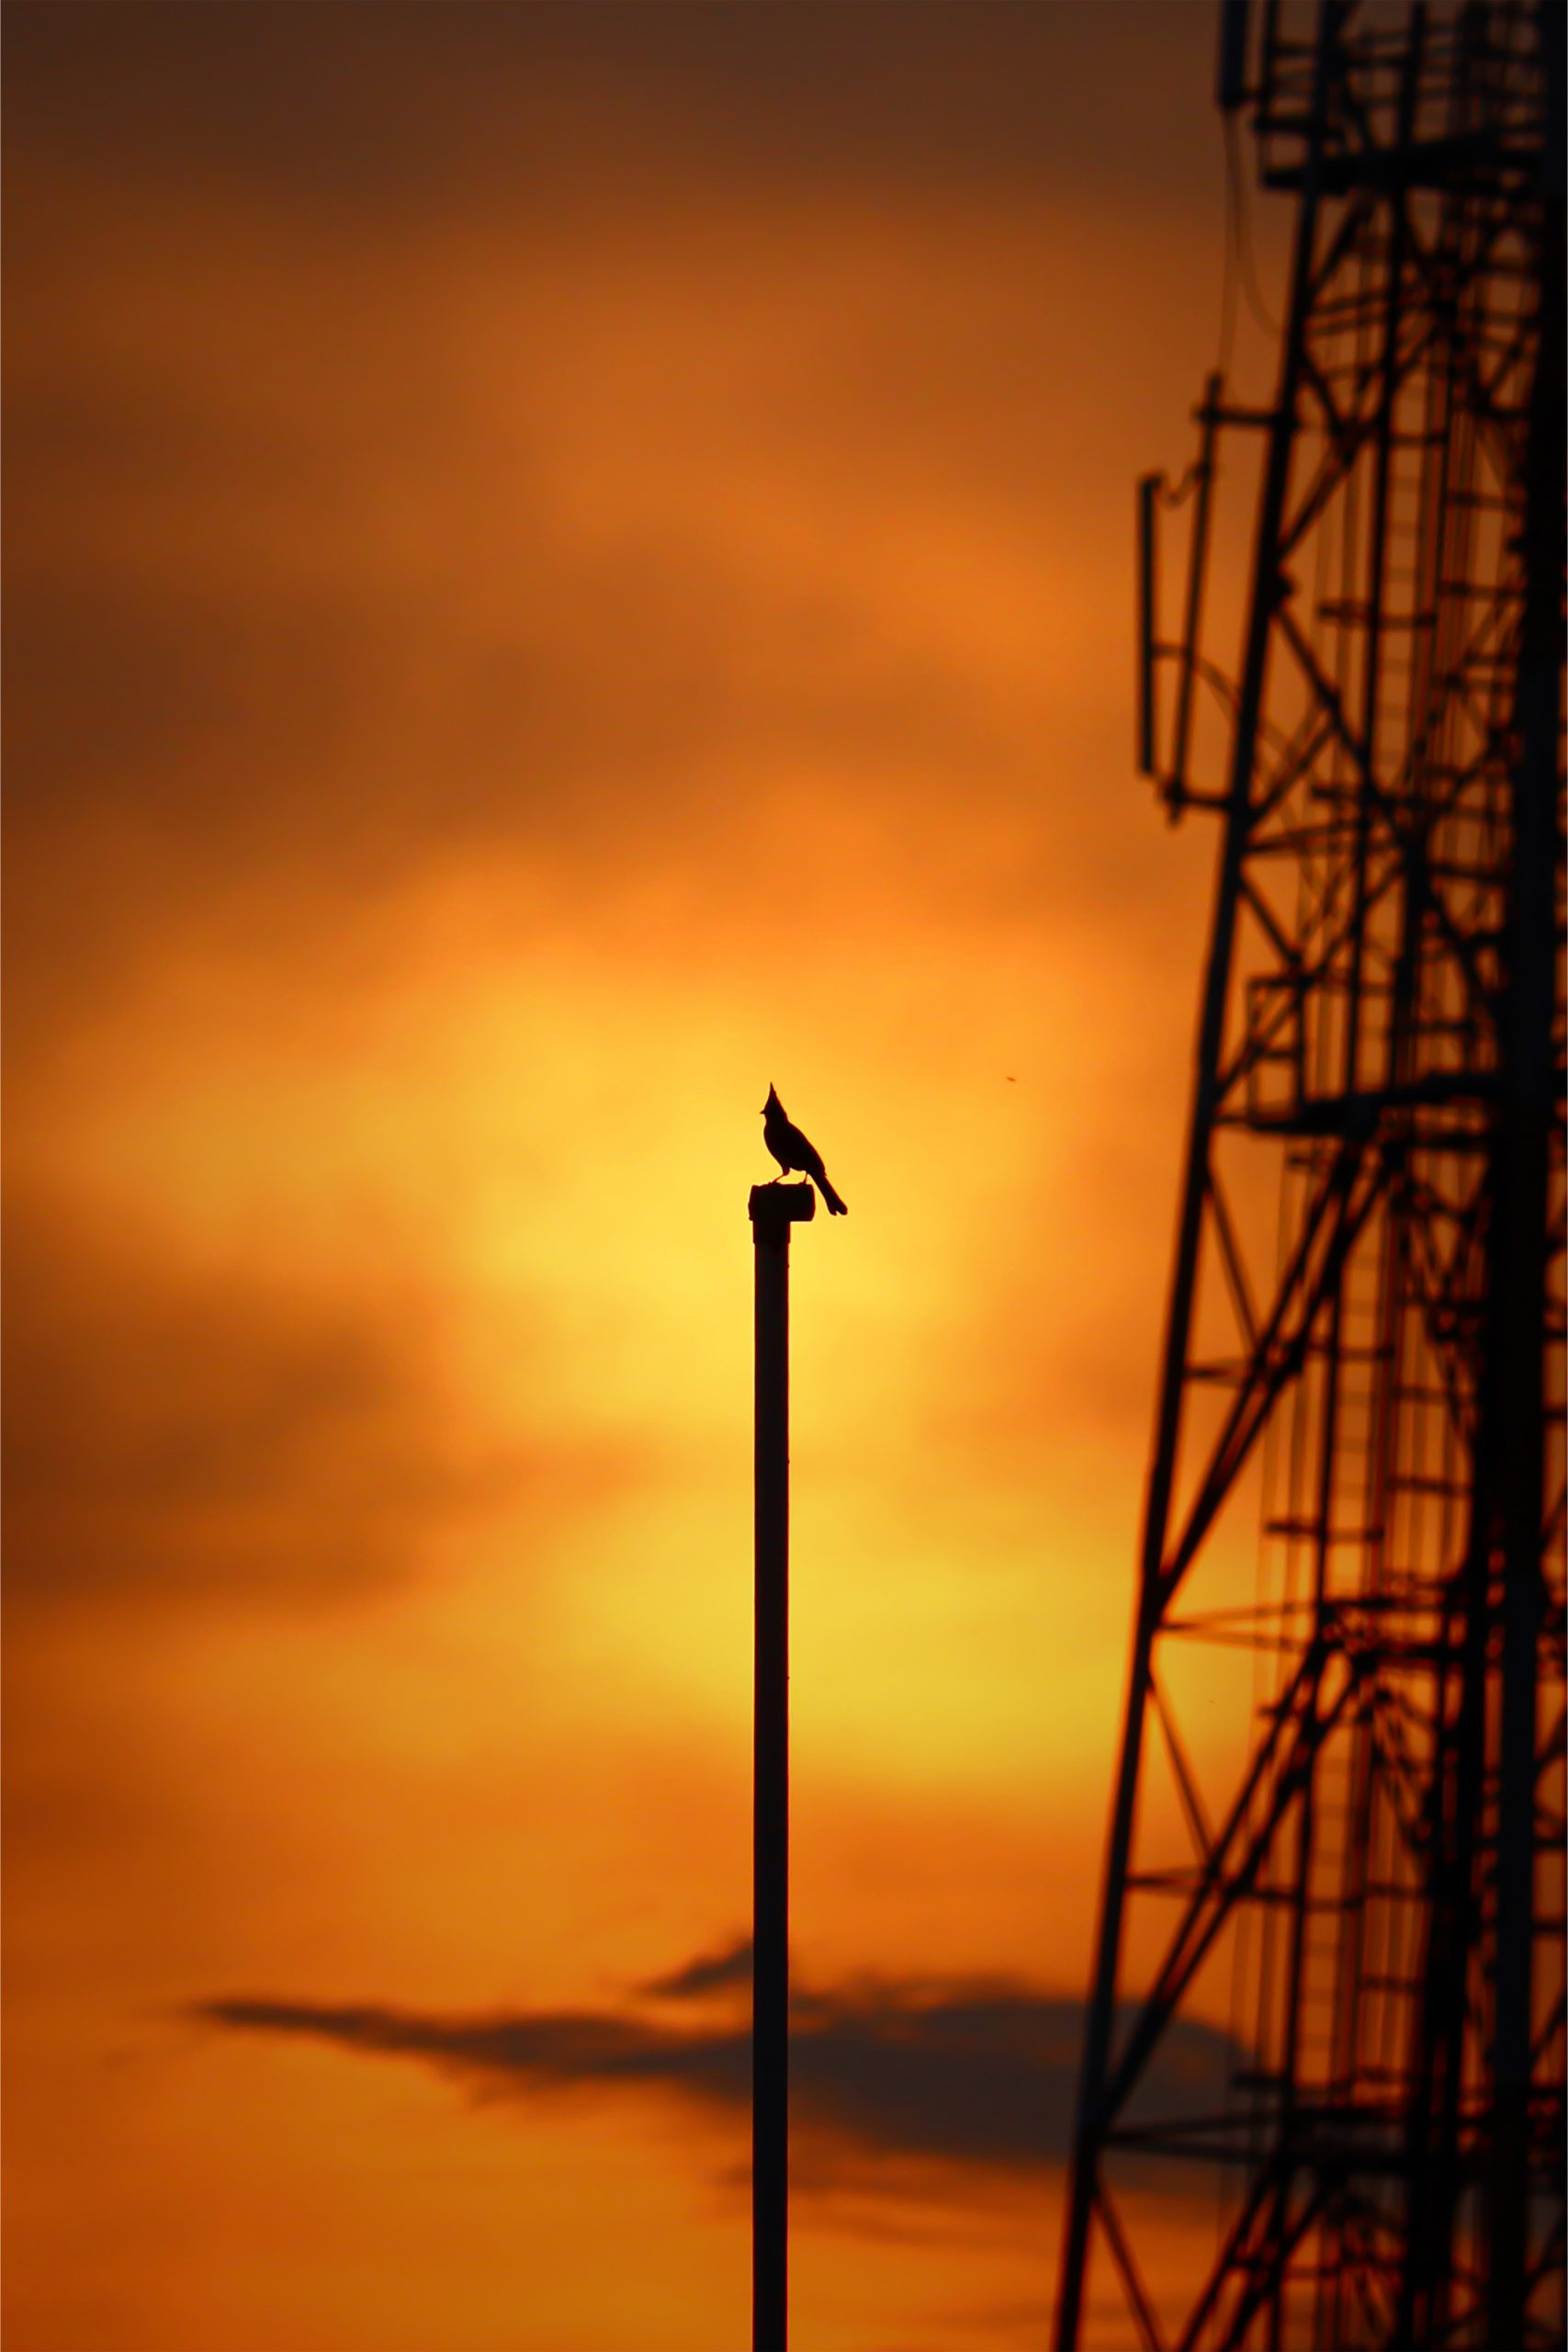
[749, 1182, 817, 1237]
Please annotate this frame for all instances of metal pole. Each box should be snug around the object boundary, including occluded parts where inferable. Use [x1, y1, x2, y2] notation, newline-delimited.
[749, 1180, 812, 2352]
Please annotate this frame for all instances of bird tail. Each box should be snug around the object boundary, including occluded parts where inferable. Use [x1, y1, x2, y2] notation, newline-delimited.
[818, 1176, 848, 1216]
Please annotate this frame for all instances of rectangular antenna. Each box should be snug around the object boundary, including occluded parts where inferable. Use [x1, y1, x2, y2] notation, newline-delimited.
[1217, 0, 1250, 111]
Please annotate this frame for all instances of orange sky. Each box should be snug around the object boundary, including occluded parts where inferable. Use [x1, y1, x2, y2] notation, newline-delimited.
[4, 7, 1291, 2346]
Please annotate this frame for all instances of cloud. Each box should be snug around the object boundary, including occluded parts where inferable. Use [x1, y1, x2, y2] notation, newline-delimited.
[6, 3, 1224, 225]
[639, 1937, 758, 2003]
[2, 1190, 645, 1610]
[190, 1939, 1242, 2190]
[4, 0, 1230, 1063]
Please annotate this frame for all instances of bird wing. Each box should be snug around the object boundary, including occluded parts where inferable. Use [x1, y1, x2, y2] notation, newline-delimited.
[786, 1123, 829, 1183]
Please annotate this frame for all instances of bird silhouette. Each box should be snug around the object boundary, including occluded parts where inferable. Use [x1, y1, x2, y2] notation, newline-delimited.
[761, 1085, 847, 1215]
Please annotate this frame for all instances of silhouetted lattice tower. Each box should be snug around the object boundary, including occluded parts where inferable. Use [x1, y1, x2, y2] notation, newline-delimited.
[1055, 3, 1564, 2346]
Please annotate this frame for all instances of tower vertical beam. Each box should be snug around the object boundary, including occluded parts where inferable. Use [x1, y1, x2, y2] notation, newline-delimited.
[1486, 12, 1564, 2327]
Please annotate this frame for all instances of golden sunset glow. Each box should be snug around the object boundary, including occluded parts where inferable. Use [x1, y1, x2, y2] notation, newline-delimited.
[6, 6, 1293, 2346]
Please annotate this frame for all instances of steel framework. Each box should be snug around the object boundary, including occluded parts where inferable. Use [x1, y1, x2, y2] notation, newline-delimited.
[1055, 3, 1564, 2346]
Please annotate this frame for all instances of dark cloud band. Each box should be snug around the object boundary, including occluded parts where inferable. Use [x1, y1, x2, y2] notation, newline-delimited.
[192, 1939, 1242, 2188]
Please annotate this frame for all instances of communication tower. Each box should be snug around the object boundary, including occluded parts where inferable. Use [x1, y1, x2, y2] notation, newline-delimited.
[1055, 2, 1565, 2345]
